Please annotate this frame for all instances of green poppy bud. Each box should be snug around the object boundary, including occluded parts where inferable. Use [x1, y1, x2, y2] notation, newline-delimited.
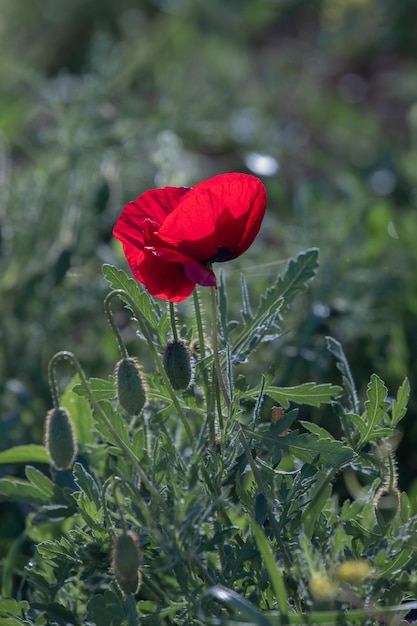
[44, 406, 77, 470]
[115, 357, 147, 416]
[112, 531, 142, 595]
[163, 339, 194, 391]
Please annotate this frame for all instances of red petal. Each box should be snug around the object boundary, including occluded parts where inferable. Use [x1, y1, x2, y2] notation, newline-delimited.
[157, 173, 266, 262]
[138, 250, 196, 302]
[113, 186, 191, 251]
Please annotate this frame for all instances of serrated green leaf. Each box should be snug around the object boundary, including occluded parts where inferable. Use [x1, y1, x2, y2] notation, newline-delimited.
[281, 431, 354, 467]
[0, 477, 50, 504]
[92, 400, 130, 447]
[299, 421, 336, 440]
[0, 445, 50, 465]
[261, 382, 342, 408]
[25, 466, 59, 500]
[392, 377, 410, 427]
[231, 249, 319, 361]
[73, 463, 101, 508]
[360, 374, 390, 446]
[102, 264, 162, 339]
[73, 376, 116, 402]
[344, 412, 367, 438]
[326, 336, 359, 413]
[378, 548, 413, 578]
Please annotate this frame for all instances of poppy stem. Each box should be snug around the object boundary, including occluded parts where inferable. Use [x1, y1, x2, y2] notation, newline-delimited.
[193, 288, 216, 441]
[210, 286, 231, 410]
[168, 301, 179, 342]
[104, 292, 129, 359]
[47, 354, 61, 409]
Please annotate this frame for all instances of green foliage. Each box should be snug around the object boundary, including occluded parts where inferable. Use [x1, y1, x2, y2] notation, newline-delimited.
[2, 1, 417, 623]
[0, 256, 416, 625]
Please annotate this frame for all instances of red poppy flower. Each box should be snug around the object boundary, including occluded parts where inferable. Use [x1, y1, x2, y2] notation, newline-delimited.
[113, 172, 267, 302]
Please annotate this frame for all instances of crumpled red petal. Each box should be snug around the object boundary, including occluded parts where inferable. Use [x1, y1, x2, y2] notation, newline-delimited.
[113, 173, 266, 302]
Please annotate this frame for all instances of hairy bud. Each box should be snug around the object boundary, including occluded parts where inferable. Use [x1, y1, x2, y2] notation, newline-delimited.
[44, 407, 77, 470]
[163, 339, 194, 391]
[115, 357, 147, 416]
[112, 531, 142, 595]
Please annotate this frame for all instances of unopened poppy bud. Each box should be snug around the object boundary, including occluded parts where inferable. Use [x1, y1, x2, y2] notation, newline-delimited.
[115, 357, 147, 416]
[112, 531, 142, 595]
[374, 485, 400, 523]
[163, 339, 194, 391]
[44, 406, 77, 470]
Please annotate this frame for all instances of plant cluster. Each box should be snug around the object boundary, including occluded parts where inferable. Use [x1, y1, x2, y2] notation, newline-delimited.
[0, 209, 414, 622]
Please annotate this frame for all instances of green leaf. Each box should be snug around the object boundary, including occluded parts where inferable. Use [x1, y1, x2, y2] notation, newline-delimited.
[0, 599, 28, 619]
[102, 264, 162, 339]
[231, 249, 319, 361]
[73, 376, 116, 402]
[61, 375, 94, 445]
[0, 445, 49, 465]
[251, 523, 289, 615]
[43, 602, 81, 626]
[25, 466, 59, 500]
[87, 589, 129, 626]
[254, 493, 268, 525]
[261, 382, 342, 408]
[281, 431, 354, 467]
[0, 477, 51, 504]
[73, 463, 101, 509]
[1, 533, 27, 598]
[326, 336, 359, 413]
[391, 377, 410, 427]
[360, 374, 390, 446]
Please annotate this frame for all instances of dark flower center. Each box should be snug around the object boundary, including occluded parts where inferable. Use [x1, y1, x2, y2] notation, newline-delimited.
[204, 246, 232, 265]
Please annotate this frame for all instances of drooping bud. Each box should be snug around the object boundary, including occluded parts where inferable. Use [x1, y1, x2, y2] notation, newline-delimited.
[44, 406, 77, 470]
[163, 339, 194, 391]
[115, 357, 147, 416]
[111, 531, 142, 595]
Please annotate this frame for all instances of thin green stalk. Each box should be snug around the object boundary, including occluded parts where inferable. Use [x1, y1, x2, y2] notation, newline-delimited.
[169, 301, 179, 342]
[208, 287, 290, 566]
[47, 356, 61, 409]
[107, 289, 194, 444]
[104, 292, 129, 359]
[193, 288, 215, 437]
[48, 350, 170, 517]
[192, 288, 207, 363]
[210, 286, 230, 410]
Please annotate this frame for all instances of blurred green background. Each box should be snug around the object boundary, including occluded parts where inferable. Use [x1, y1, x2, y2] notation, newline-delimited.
[1, 0, 417, 528]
